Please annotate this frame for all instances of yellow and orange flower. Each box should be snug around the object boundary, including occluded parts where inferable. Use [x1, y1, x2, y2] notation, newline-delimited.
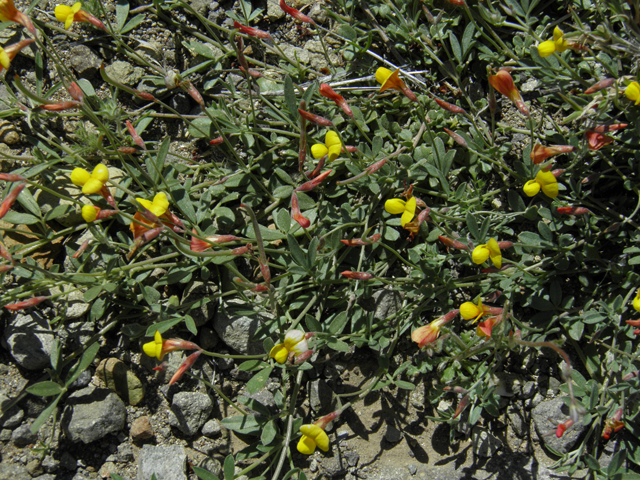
[0, 0, 36, 35]
[411, 309, 460, 348]
[488, 69, 529, 117]
[375, 67, 417, 102]
[523, 170, 559, 198]
[54, 2, 106, 30]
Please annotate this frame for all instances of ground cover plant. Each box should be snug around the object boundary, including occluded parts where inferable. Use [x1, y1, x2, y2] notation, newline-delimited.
[1, 0, 640, 478]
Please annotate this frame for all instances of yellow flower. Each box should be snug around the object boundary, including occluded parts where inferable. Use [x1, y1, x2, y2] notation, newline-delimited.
[142, 330, 200, 361]
[136, 192, 169, 217]
[385, 197, 416, 227]
[375, 67, 417, 102]
[460, 299, 486, 323]
[523, 170, 559, 198]
[143, 331, 165, 360]
[634, 289, 640, 313]
[297, 424, 330, 455]
[55, 2, 82, 29]
[537, 26, 570, 58]
[70, 164, 109, 195]
[269, 329, 309, 364]
[311, 131, 342, 161]
[625, 81, 640, 106]
[0, 0, 36, 34]
[472, 238, 502, 269]
[81, 205, 98, 222]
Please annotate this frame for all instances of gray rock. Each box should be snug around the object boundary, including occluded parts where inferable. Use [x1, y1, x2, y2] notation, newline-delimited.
[96, 357, 145, 406]
[213, 301, 267, 354]
[41, 455, 59, 473]
[507, 406, 527, 438]
[281, 45, 310, 65]
[168, 392, 213, 436]
[0, 83, 12, 110]
[11, 424, 38, 447]
[117, 444, 134, 463]
[138, 444, 187, 480]
[0, 394, 24, 428]
[60, 451, 77, 470]
[408, 464, 417, 475]
[26, 458, 43, 476]
[344, 451, 359, 467]
[69, 45, 101, 78]
[68, 369, 92, 390]
[2, 312, 55, 370]
[0, 462, 31, 480]
[309, 379, 340, 415]
[309, 459, 318, 472]
[0, 428, 10, 441]
[131, 416, 154, 441]
[182, 281, 218, 327]
[33, 475, 57, 480]
[472, 427, 502, 457]
[62, 320, 94, 348]
[320, 457, 346, 478]
[201, 419, 222, 438]
[249, 389, 277, 414]
[61, 386, 127, 443]
[188, 0, 209, 14]
[532, 397, 585, 454]
[384, 425, 403, 443]
[105, 61, 144, 86]
[198, 457, 222, 477]
[520, 381, 536, 399]
[266, 0, 285, 20]
[199, 327, 219, 350]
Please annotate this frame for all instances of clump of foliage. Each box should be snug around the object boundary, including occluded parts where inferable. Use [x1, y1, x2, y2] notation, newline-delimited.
[1, 0, 640, 478]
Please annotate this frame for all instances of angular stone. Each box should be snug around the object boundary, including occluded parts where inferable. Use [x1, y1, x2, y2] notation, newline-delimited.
[105, 61, 144, 86]
[532, 397, 585, 454]
[2, 312, 55, 370]
[472, 426, 502, 457]
[61, 386, 127, 443]
[69, 45, 101, 78]
[181, 281, 218, 327]
[213, 300, 268, 354]
[138, 445, 187, 480]
[384, 425, 403, 443]
[97, 358, 145, 406]
[0, 393, 24, 428]
[0, 462, 31, 480]
[131, 416, 154, 441]
[11, 423, 38, 447]
[168, 392, 213, 436]
[201, 419, 222, 438]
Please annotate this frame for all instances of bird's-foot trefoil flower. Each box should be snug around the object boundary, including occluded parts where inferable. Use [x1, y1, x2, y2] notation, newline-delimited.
[142, 330, 201, 361]
[190, 228, 240, 252]
[169, 350, 202, 385]
[130, 192, 181, 238]
[555, 418, 575, 438]
[472, 238, 512, 269]
[433, 96, 467, 114]
[602, 409, 624, 440]
[4, 296, 49, 311]
[438, 235, 469, 251]
[81, 205, 119, 223]
[488, 69, 529, 117]
[412, 309, 460, 348]
[585, 130, 614, 151]
[557, 206, 590, 215]
[385, 196, 416, 227]
[460, 298, 503, 323]
[375, 67, 417, 102]
[279, 0, 315, 24]
[584, 78, 615, 94]
[476, 310, 508, 339]
[341, 233, 381, 246]
[297, 411, 340, 455]
[295, 169, 332, 192]
[233, 20, 272, 40]
[55, 2, 107, 30]
[319, 83, 353, 117]
[0, 182, 25, 221]
[311, 131, 342, 161]
[523, 170, 559, 198]
[291, 192, 310, 229]
[0, 39, 35, 74]
[633, 289, 640, 313]
[531, 144, 574, 165]
[537, 26, 571, 57]
[341, 271, 374, 280]
[0, 0, 36, 35]
[625, 81, 640, 105]
[298, 108, 333, 127]
[269, 329, 311, 364]
[443, 128, 468, 148]
[591, 123, 628, 134]
[71, 164, 109, 195]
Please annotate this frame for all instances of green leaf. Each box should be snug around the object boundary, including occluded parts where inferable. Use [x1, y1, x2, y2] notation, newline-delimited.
[76, 79, 96, 97]
[221, 415, 263, 435]
[142, 286, 160, 306]
[246, 366, 273, 395]
[237, 360, 268, 372]
[66, 342, 100, 387]
[147, 137, 169, 183]
[461, 22, 476, 59]
[16, 186, 41, 217]
[84, 285, 103, 302]
[395, 380, 415, 390]
[466, 212, 480, 241]
[121, 13, 145, 34]
[537, 221, 554, 242]
[450, 32, 462, 64]
[192, 466, 220, 480]
[224, 455, 235, 480]
[287, 234, 308, 270]
[608, 450, 627, 476]
[2, 211, 40, 225]
[336, 24, 357, 42]
[172, 185, 197, 224]
[325, 337, 349, 352]
[276, 208, 291, 234]
[260, 419, 278, 445]
[284, 75, 298, 122]
[329, 311, 348, 335]
[30, 394, 62, 434]
[306, 314, 322, 333]
[26, 381, 63, 397]
[116, 0, 130, 32]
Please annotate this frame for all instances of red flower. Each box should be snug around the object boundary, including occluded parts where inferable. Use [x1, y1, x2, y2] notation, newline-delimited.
[291, 192, 310, 229]
[319, 83, 353, 117]
[584, 78, 615, 94]
[586, 130, 614, 150]
[279, 0, 315, 24]
[557, 206, 590, 215]
[488, 70, 529, 116]
[341, 271, 373, 280]
[233, 21, 272, 40]
[4, 296, 49, 311]
[531, 144, 574, 165]
[298, 108, 333, 127]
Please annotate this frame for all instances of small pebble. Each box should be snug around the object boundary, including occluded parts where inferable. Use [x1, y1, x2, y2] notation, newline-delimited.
[408, 464, 418, 475]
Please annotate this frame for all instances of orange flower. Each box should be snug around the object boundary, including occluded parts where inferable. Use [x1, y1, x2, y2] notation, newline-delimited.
[130, 192, 179, 238]
[531, 144, 574, 165]
[54, 2, 106, 31]
[375, 67, 417, 102]
[411, 309, 460, 348]
[585, 130, 614, 151]
[0, 39, 34, 74]
[488, 70, 529, 117]
[319, 83, 353, 117]
[0, 0, 36, 35]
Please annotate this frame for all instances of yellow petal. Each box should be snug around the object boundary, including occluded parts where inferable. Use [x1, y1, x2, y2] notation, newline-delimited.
[297, 435, 317, 455]
[311, 143, 328, 160]
[283, 330, 304, 349]
[150, 192, 169, 216]
[81, 205, 98, 222]
[536, 170, 558, 198]
[379, 68, 402, 93]
[553, 26, 564, 42]
[72, 2, 82, 13]
[460, 301, 480, 320]
[65, 14, 74, 29]
[0, 48, 9, 70]
[385, 198, 406, 215]
[55, 5, 72, 22]
[634, 289, 640, 313]
[486, 238, 502, 269]
[400, 197, 416, 227]
[313, 429, 330, 451]
[82, 178, 103, 195]
[375, 67, 393, 86]
[70, 167, 91, 186]
[472, 245, 490, 265]
[523, 179, 541, 197]
[92, 163, 109, 183]
[269, 343, 288, 364]
[537, 40, 556, 58]
[325, 131, 341, 148]
[327, 144, 341, 162]
[625, 82, 640, 103]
